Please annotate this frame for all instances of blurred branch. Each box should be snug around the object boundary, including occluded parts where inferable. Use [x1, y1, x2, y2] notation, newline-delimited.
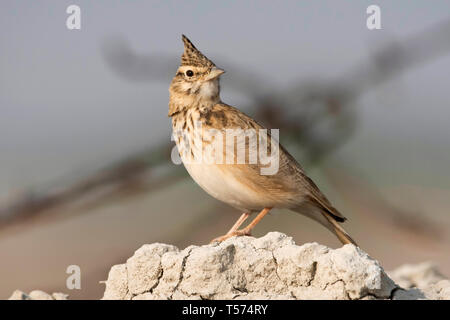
[277, 19, 450, 163]
[0, 143, 184, 229]
[101, 36, 268, 97]
[324, 166, 444, 243]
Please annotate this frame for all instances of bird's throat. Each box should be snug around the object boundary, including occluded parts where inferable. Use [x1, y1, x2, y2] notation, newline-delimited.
[168, 82, 220, 117]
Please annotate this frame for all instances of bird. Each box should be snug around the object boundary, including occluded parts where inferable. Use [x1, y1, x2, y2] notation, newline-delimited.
[168, 35, 357, 246]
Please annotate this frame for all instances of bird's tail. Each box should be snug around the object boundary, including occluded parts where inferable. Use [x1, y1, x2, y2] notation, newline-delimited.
[321, 212, 358, 246]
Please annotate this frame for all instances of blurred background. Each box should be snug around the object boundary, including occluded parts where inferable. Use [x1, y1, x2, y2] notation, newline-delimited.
[1, 1, 450, 299]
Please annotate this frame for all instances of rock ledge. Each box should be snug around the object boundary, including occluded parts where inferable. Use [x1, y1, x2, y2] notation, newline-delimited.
[9, 232, 449, 300]
[101, 232, 448, 300]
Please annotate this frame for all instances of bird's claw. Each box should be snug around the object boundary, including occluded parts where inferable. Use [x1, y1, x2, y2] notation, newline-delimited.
[210, 228, 252, 244]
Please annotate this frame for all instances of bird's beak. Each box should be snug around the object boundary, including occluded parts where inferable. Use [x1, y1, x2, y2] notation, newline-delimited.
[205, 67, 225, 81]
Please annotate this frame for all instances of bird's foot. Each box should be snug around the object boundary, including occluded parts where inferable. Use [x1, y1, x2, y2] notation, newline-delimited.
[210, 228, 252, 244]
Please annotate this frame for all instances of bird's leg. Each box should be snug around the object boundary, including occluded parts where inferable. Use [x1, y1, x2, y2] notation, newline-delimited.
[210, 208, 272, 243]
[210, 212, 250, 243]
[226, 212, 250, 235]
[236, 207, 272, 235]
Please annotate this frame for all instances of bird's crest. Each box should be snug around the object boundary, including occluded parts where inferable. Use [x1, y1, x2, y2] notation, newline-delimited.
[181, 35, 215, 68]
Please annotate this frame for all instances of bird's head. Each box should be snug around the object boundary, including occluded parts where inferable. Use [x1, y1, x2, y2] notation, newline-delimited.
[169, 35, 225, 116]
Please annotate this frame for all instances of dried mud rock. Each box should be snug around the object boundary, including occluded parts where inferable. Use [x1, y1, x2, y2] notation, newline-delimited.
[10, 232, 449, 300]
[103, 232, 399, 300]
[388, 262, 450, 300]
[8, 290, 68, 300]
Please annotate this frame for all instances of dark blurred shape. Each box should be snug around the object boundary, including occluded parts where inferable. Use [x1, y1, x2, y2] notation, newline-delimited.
[101, 36, 178, 83]
[325, 166, 445, 245]
[0, 143, 184, 229]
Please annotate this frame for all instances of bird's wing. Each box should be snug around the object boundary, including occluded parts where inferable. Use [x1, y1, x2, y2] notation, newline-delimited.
[281, 146, 347, 222]
[206, 103, 346, 221]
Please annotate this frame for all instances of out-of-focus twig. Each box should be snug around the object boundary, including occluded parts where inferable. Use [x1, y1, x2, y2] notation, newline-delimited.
[324, 166, 444, 243]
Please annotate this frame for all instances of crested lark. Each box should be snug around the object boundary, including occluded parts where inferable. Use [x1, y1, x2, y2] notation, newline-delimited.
[169, 35, 357, 246]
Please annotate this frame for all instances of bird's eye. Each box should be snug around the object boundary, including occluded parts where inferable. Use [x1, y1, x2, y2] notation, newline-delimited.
[186, 70, 194, 77]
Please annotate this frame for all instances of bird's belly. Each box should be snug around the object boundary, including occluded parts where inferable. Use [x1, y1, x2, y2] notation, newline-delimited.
[183, 162, 268, 212]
